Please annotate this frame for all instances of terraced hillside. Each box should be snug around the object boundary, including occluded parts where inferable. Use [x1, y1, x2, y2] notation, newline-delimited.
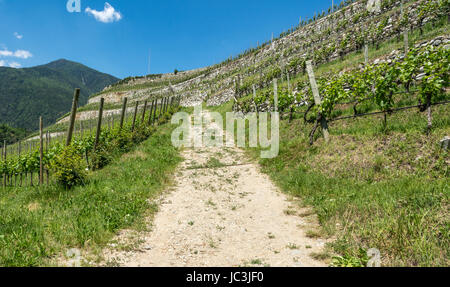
[1, 0, 448, 268]
[53, 0, 448, 127]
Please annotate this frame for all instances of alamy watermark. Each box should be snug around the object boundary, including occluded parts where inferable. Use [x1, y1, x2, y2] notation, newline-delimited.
[171, 105, 280, 159]
[66, 0, 81, 13]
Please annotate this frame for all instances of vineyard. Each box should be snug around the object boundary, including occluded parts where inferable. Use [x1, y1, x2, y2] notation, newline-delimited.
[234, 43, 449, 143]
[1, 95, 180, 189]
[0, 0, 448, 268]
[76, 0, 448, 111]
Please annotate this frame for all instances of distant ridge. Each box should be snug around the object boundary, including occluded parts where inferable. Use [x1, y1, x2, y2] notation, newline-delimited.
[0, 59, 119, 130]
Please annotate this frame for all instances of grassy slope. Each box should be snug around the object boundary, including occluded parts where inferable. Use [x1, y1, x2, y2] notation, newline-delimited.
[212, 97, 449, 267]
[0, 123, 181, 266]
[209, 27, 449, 266]
[257, 106, 448, 267]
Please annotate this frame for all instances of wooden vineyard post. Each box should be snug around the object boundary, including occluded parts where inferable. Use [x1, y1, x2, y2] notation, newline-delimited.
[18, 140, 22, 186]
[273, 79, 278, 112]
[66, 88, 80, 146]
[287, 71, 291, 93]
[153, 99, 158, 124]
[427, 105, 433, 135]
[163, 97, 167, 115]
[158, 98, 163, 121]
[163, 97, 167, 114]
[2, 140, 5, 188]
[1, 143, 3, 188]
[39, 117, 44, 185]
[404, 30, 409, 55]
[141, 100, 148, 124]
[119, 97, 128, 130]
[401, 0, 409, 55]
[163, 97, 167, 116]
[252, 85, 258, 113]
[364, 42, 369, 66]
[169, 97, 174, 111]
[25, 142, 29, 186]
[46, 132, 49, 185]
[45, 131, 49, 151]
[94, 98, 105, 151]
[148, 100, 155, 126]
[306, 60, 330, 143]
[80, 121, 84, 139]
[132, 101, 139, 132]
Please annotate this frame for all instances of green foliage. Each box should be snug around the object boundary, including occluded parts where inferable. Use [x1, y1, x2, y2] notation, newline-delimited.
[1, 106, 178, 189]
[237, 45, 450, 122]
[239, 103, 449, 266]
[331, 248, 369, 267]
[416, 45, 449, 107]
[50, 146, 87, 189]
[89, 144, 112, 171]
[0, 123, 181, 266]
[0, 124, 28, 146]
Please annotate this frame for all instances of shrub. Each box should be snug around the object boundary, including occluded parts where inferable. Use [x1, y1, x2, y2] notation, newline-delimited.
[50, 146, 87, 189]
[89, 144, 112, 171]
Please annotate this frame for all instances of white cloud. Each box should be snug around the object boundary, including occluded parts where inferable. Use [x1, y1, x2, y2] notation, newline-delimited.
[8, 61, 21, 68]
[14, 32, 23, 40]
[0, 60, 21, 68]
[0, 50, 13, 57]
[0, 48, 32, 59]
[13, 50, 32, 59]
[85, 2, 122, 23]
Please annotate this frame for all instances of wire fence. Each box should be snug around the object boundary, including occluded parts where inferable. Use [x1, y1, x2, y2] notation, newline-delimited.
[1, 90, 181, 188]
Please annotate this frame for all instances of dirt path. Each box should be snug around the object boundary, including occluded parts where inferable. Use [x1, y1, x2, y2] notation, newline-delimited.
[100, 110, 327, 267]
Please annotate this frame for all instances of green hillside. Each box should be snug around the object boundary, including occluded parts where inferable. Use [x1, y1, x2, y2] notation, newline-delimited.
[0, 124, 27, 147]
[0, 59, 119, 131]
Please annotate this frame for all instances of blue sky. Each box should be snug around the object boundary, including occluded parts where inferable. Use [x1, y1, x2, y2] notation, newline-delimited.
[0, 0, 342, 79]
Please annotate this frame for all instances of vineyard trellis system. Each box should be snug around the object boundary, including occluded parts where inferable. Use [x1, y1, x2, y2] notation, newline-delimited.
[1, 90, 181, 189]
[235, 44, 449, 144]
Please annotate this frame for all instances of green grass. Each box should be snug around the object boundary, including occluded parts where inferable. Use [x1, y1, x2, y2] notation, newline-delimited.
[0, 123, 181, 266]
[208, 83, 449, 267]
[247, 105, 449, 266]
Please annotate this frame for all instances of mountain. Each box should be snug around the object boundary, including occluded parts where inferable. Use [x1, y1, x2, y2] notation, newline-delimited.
[0, 59, 119, 130]
[0, 124, 27, 147]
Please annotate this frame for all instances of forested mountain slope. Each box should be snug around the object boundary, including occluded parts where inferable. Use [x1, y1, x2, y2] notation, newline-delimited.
[0, 59, 119, 130]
